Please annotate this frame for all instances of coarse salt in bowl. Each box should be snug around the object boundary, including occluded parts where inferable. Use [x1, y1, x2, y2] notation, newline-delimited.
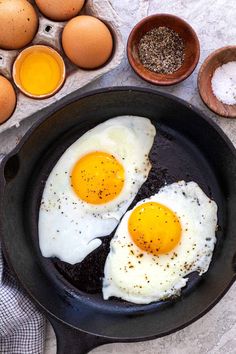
[211, 61, 236, 106]
[198, 46, 236, 118]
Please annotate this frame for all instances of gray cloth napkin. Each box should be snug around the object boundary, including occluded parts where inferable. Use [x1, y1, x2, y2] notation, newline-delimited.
[0, 245, 46, 354]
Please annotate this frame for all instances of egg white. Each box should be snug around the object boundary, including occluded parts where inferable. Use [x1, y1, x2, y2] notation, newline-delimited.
[103, 181, 218, 304]
[38, 116, 156, 264]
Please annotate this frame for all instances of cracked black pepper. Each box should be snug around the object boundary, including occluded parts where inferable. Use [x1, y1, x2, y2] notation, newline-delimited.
[138, 26, 185, 74]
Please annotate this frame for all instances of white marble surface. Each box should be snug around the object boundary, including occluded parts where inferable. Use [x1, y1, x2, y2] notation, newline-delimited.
[1, 0, 236, 353]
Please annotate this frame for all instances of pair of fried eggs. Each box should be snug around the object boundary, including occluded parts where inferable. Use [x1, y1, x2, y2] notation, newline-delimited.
[38, 116, 217, 304]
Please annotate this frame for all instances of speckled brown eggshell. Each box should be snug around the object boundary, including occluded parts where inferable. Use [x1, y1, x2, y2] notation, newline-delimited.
[0, 76, 16, 124]
[62, 15, 113, 69]
[35, 0, 85, 21]
[0, 0, 38, 50]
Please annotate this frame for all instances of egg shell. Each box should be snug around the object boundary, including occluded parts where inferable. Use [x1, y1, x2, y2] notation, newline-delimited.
[0, 76, 16, 124]
[62, 15, 113, 69]
[0, 0, 38, 50]
[13, 45, 66, 99]
[35, 0, 85, 21]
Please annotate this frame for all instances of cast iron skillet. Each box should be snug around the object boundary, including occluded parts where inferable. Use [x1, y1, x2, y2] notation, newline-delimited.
[1, 87, 236, 354]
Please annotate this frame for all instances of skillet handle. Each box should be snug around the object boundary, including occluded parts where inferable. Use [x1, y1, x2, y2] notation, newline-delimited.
[49, 317, 113, 354]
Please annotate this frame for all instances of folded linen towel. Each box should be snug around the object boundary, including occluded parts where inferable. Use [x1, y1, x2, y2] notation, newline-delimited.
[0, 245, 45, 354]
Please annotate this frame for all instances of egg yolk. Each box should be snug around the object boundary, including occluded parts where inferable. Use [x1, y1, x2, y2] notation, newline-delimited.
[128, 202, 181, 255]
[71, 151, 125, 204]
[19, 50, 62, 96]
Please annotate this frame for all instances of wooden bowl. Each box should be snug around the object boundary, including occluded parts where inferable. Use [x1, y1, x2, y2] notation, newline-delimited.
[127, 14, 200, 86]
[198, 46, 236, 118]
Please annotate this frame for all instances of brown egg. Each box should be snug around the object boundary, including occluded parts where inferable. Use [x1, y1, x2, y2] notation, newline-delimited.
[0, 76, 16, 124]
[62, 15, 113, 69]
[35, 0, 85, 21]
[0, 0, 38, 50]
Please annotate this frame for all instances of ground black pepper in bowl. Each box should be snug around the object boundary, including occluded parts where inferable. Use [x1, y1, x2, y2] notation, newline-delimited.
[138, 27, 185, 74]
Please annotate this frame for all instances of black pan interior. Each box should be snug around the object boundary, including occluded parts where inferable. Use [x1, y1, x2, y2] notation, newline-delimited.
[1, 88, 236, 340]
[28, 118, 224, 314]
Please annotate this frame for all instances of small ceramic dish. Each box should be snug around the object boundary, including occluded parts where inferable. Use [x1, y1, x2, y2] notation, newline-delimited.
[198, 46, 236, 118]
[127, 14, 200, 86]
[13, 45, 66, 99]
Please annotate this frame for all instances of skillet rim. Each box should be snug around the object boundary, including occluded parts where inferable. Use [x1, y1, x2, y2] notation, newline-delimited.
[3, 86, 236, 160]
[1, 86, 236, 341]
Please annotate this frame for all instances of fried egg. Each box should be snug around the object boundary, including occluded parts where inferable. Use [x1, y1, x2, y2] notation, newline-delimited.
[38, 116, 156, 265]
[103, 181, 217, 304]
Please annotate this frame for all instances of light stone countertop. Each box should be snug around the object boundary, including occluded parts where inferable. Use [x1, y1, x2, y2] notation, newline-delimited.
[1, 1, 236, 353]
